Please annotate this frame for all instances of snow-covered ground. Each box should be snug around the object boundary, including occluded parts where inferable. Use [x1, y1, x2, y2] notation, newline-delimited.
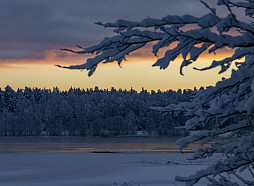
[0, 152, 221, 186]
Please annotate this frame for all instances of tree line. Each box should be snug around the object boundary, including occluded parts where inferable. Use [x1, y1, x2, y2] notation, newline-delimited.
[0, 85, 194, 136]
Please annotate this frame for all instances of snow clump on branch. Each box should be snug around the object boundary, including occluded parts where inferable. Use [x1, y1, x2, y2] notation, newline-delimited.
[60, 0, 254, 185]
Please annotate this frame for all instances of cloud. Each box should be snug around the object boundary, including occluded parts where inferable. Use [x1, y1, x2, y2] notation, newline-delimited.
[0, 0, 207, 62]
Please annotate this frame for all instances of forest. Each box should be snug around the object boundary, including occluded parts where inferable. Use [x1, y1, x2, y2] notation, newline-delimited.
[0, 85, 195, 136]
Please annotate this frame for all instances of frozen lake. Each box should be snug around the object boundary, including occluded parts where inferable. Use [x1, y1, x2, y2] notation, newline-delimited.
[0, 136, 208, 153]
[0, 137, 217, 185]
[0, 151, 217, 186]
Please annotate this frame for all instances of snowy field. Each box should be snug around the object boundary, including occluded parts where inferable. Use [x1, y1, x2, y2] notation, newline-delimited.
[0, 152, 219, 186]
[0, 137, 219, 185]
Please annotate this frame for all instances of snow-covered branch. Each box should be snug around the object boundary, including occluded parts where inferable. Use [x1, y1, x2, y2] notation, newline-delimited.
[60, 0, 254, 185]
[59, 0, 254, 77]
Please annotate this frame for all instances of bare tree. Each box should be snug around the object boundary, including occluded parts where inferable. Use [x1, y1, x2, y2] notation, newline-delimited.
[59, 0, 254, 185]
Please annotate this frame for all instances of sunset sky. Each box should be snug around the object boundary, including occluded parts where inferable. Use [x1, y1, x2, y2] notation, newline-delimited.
[0, 0, 239, 91]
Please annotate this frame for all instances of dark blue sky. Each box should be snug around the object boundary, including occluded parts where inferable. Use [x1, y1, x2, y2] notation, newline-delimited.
[0, 0, 209, 61]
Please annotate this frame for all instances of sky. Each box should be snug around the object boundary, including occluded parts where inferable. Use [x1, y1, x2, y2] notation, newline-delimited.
[0, 0, 239, 91]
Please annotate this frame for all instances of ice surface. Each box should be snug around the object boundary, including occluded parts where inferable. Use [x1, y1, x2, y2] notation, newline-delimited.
[0, 152, 218, 186]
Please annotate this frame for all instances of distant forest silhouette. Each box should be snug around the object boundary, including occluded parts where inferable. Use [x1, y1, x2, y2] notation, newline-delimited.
[0, 86, 196, 136]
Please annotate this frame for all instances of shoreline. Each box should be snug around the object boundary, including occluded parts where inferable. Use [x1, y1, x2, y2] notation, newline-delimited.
[0, 136, 207, 154]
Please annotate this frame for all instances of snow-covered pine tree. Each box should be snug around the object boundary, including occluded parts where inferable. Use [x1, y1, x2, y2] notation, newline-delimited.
[60, 0, 254, 185]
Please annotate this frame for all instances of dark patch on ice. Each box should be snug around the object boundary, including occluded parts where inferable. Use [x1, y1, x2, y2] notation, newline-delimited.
[91, 151, 119, 153]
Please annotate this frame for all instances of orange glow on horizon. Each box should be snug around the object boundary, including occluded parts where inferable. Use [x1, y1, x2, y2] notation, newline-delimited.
[0, 46, 235, 66]
[0, 47, 238, 92]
